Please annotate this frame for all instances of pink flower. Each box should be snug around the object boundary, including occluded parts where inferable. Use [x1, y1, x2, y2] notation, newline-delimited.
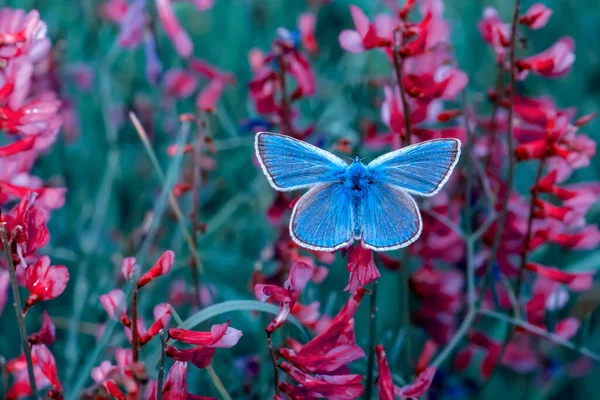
[255, 260, 314, 332]
[98, 0, 128, 24]
[519, 3, 552, 30]
[140, 303, 172, 344]
[100, 289, 129, 323]
[0, 269, 8, 316]
[338, 6, 393, 53]
[196, 78, 225, 112]
[376, 345, 436, 400]
[29, 311, 56, 345]
[163, 69, 198, 98]
[298, 12, 318, 54]
[478, 7, 510, 57]
[138, 250, 175, 288]
[31, 344, 62, 391]
[162, 361, 188, 399]
[167, 320, 242, 369]
[192, 0, 214, 11]
[279, 362, 364, 400]
[0, 9, 49, 61]
[121, 256, 139, 280]
[155, 0, 193, 58]
[24, 256, 69, 312]
[117, 0, 146, 48]
[344, 241, 380, 293]
[279, 289, 366, 374]
[517, 37, 575, 78]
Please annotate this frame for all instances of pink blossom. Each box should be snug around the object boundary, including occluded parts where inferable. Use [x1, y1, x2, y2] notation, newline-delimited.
[344, 241, 380, 293]
[517, 37, 575, 78]
[121, 256, 139, 280]
[155, 0, 193, 58]
[137, 250, 175, 288]
[298, 12, 318, 54]
[163, 69, 198, 98]
[24, 256, 69, 312]
[520, 3, 553, 30]
[117, 0, 146, 48]
[338, 6, 393, 53]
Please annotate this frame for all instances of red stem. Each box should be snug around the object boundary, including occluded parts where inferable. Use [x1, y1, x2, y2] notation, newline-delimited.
[266, 332, 280, 394]
[392, 30, 412, 148]
[131, 286, 140, 362]
[277, 52, 292, 136]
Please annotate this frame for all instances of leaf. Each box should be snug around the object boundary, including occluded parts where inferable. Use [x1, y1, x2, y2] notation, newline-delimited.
[182, 300, 310, 340]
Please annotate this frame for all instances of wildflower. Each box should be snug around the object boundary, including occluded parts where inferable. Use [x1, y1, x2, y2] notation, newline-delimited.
[338, 6, 393, 53]
[117, 0, 146, 48]
[516, 37, 575, 79]
[140, 303, 171, 344]
[137, 250, 175, 288]
[519, 3, 553, 30]
[344, 241, 380, 293]
[100, 289, 130, 324]
[24, 256, 69, 312]
[167, 320, 242, 368]
[298, 12, 318, 54]
[28, 311, 56, 345]
[163, 69, 198, 98]
[155, 0, 193, 58]
[255, 260, 314, 332]
[376, 345, 436, 399]
[279, 362, 364, 400]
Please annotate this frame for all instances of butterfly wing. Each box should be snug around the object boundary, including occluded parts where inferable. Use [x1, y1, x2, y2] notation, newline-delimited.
[367, 139, 461, 197]
[255, 132, 348, 191]
[290, 182, 354, 251]
[359, 183, 422, 251]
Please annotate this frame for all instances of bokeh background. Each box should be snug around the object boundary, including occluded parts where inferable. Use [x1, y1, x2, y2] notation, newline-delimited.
[1, 0, 599, 398]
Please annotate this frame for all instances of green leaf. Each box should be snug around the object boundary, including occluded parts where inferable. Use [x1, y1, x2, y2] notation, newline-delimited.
[182, 300, 310, 340]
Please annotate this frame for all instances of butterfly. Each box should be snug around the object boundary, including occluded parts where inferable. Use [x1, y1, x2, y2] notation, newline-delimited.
[255, 132, 461, 252]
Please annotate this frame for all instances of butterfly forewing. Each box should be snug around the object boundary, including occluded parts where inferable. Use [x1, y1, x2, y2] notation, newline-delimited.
[359, 183, 422, 251]
[255, 132, 348, 191]
[367, 138, 461, 197]
[290, 183, 354, 251]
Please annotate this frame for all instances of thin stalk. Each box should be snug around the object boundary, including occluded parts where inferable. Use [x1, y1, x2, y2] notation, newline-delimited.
[514, 158, 546, 299]
[364, 280, 378, 400]
[189, 113, 205, 308]
[131, 285, 140, 362]
[157, 330, 166, 400]
[485, 68, 505, 170]
[1, 355, 6, 400]
[0, 217, 39, 398]
[478, 309, 600, 362]
[277, 53, 292, 135]
[392, 30, 412, 147]
[481, 0, 520, 305]
[399, 253, 412, 371]
[266, 332, 280, 394]
[130, 112, 204, 275]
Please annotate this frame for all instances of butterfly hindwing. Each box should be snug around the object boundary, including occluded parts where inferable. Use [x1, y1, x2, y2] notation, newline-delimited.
[255, 132, 348, 191]
[367, 138, 461, 197]
[290, 183, 354, 251]
[359, 183, 422, 251]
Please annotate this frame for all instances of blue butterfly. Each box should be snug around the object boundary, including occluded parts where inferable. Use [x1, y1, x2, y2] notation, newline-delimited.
[255, 132, 461, 252]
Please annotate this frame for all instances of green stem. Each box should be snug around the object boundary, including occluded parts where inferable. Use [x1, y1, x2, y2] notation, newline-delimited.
[364, 280, 378, 399]
[0, 216, 39, 399]
[157, 330, 166, 400]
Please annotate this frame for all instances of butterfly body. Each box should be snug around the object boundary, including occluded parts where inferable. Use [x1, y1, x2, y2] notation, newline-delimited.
[255, 132, 461, 252]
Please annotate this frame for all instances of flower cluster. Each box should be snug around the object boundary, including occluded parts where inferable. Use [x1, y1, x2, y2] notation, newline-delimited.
[1, 7, 67, 398]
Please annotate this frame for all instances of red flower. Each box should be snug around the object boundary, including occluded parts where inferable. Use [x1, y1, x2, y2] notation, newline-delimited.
[162, 361, 188, 400]
[2, 192, 50, 259]
[100, 289, 130, 324]
[298, 12, 318, 54]
[478, 7, 510, 58]
[516, 37, 575, 79]
[255, 260, 314, 333]
[140, 303, 172, 345]
[31, 344, 62, 391]
[167, 320, 242, 368]
[344, 241, 380, 293]
[519, 3, 553, 30]
[155, 0, 193, 58]
[24, 256, 69, 312]
[138, 250, 175, 288]
[163, 69, 198, 98]
[376, 345, 436, 400]
[121, 256, 139, 280]
[279, 289, 366, 374]
[29, 310, 56, 345]
[338, 6, 393, 53]
[279, 362, 364, 400]
[525, 262, 594, 291]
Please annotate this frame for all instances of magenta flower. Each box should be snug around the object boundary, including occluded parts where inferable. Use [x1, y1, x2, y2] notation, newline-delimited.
[137, 250, 175, 288]
[338, 6, 393, 53]
[254, 260, 314, 332]
[519, 3, 553, 30]
[163, 69, 198, 98]
[344, 241, 380, 293]
[517, 37, 575, 78]
[155, 0, 193, 58]
[376, 345, 436, 400]
[24, 256, 69, 312]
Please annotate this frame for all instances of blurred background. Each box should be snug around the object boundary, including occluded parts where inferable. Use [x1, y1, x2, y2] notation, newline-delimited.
[1, 0, 599, 398]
